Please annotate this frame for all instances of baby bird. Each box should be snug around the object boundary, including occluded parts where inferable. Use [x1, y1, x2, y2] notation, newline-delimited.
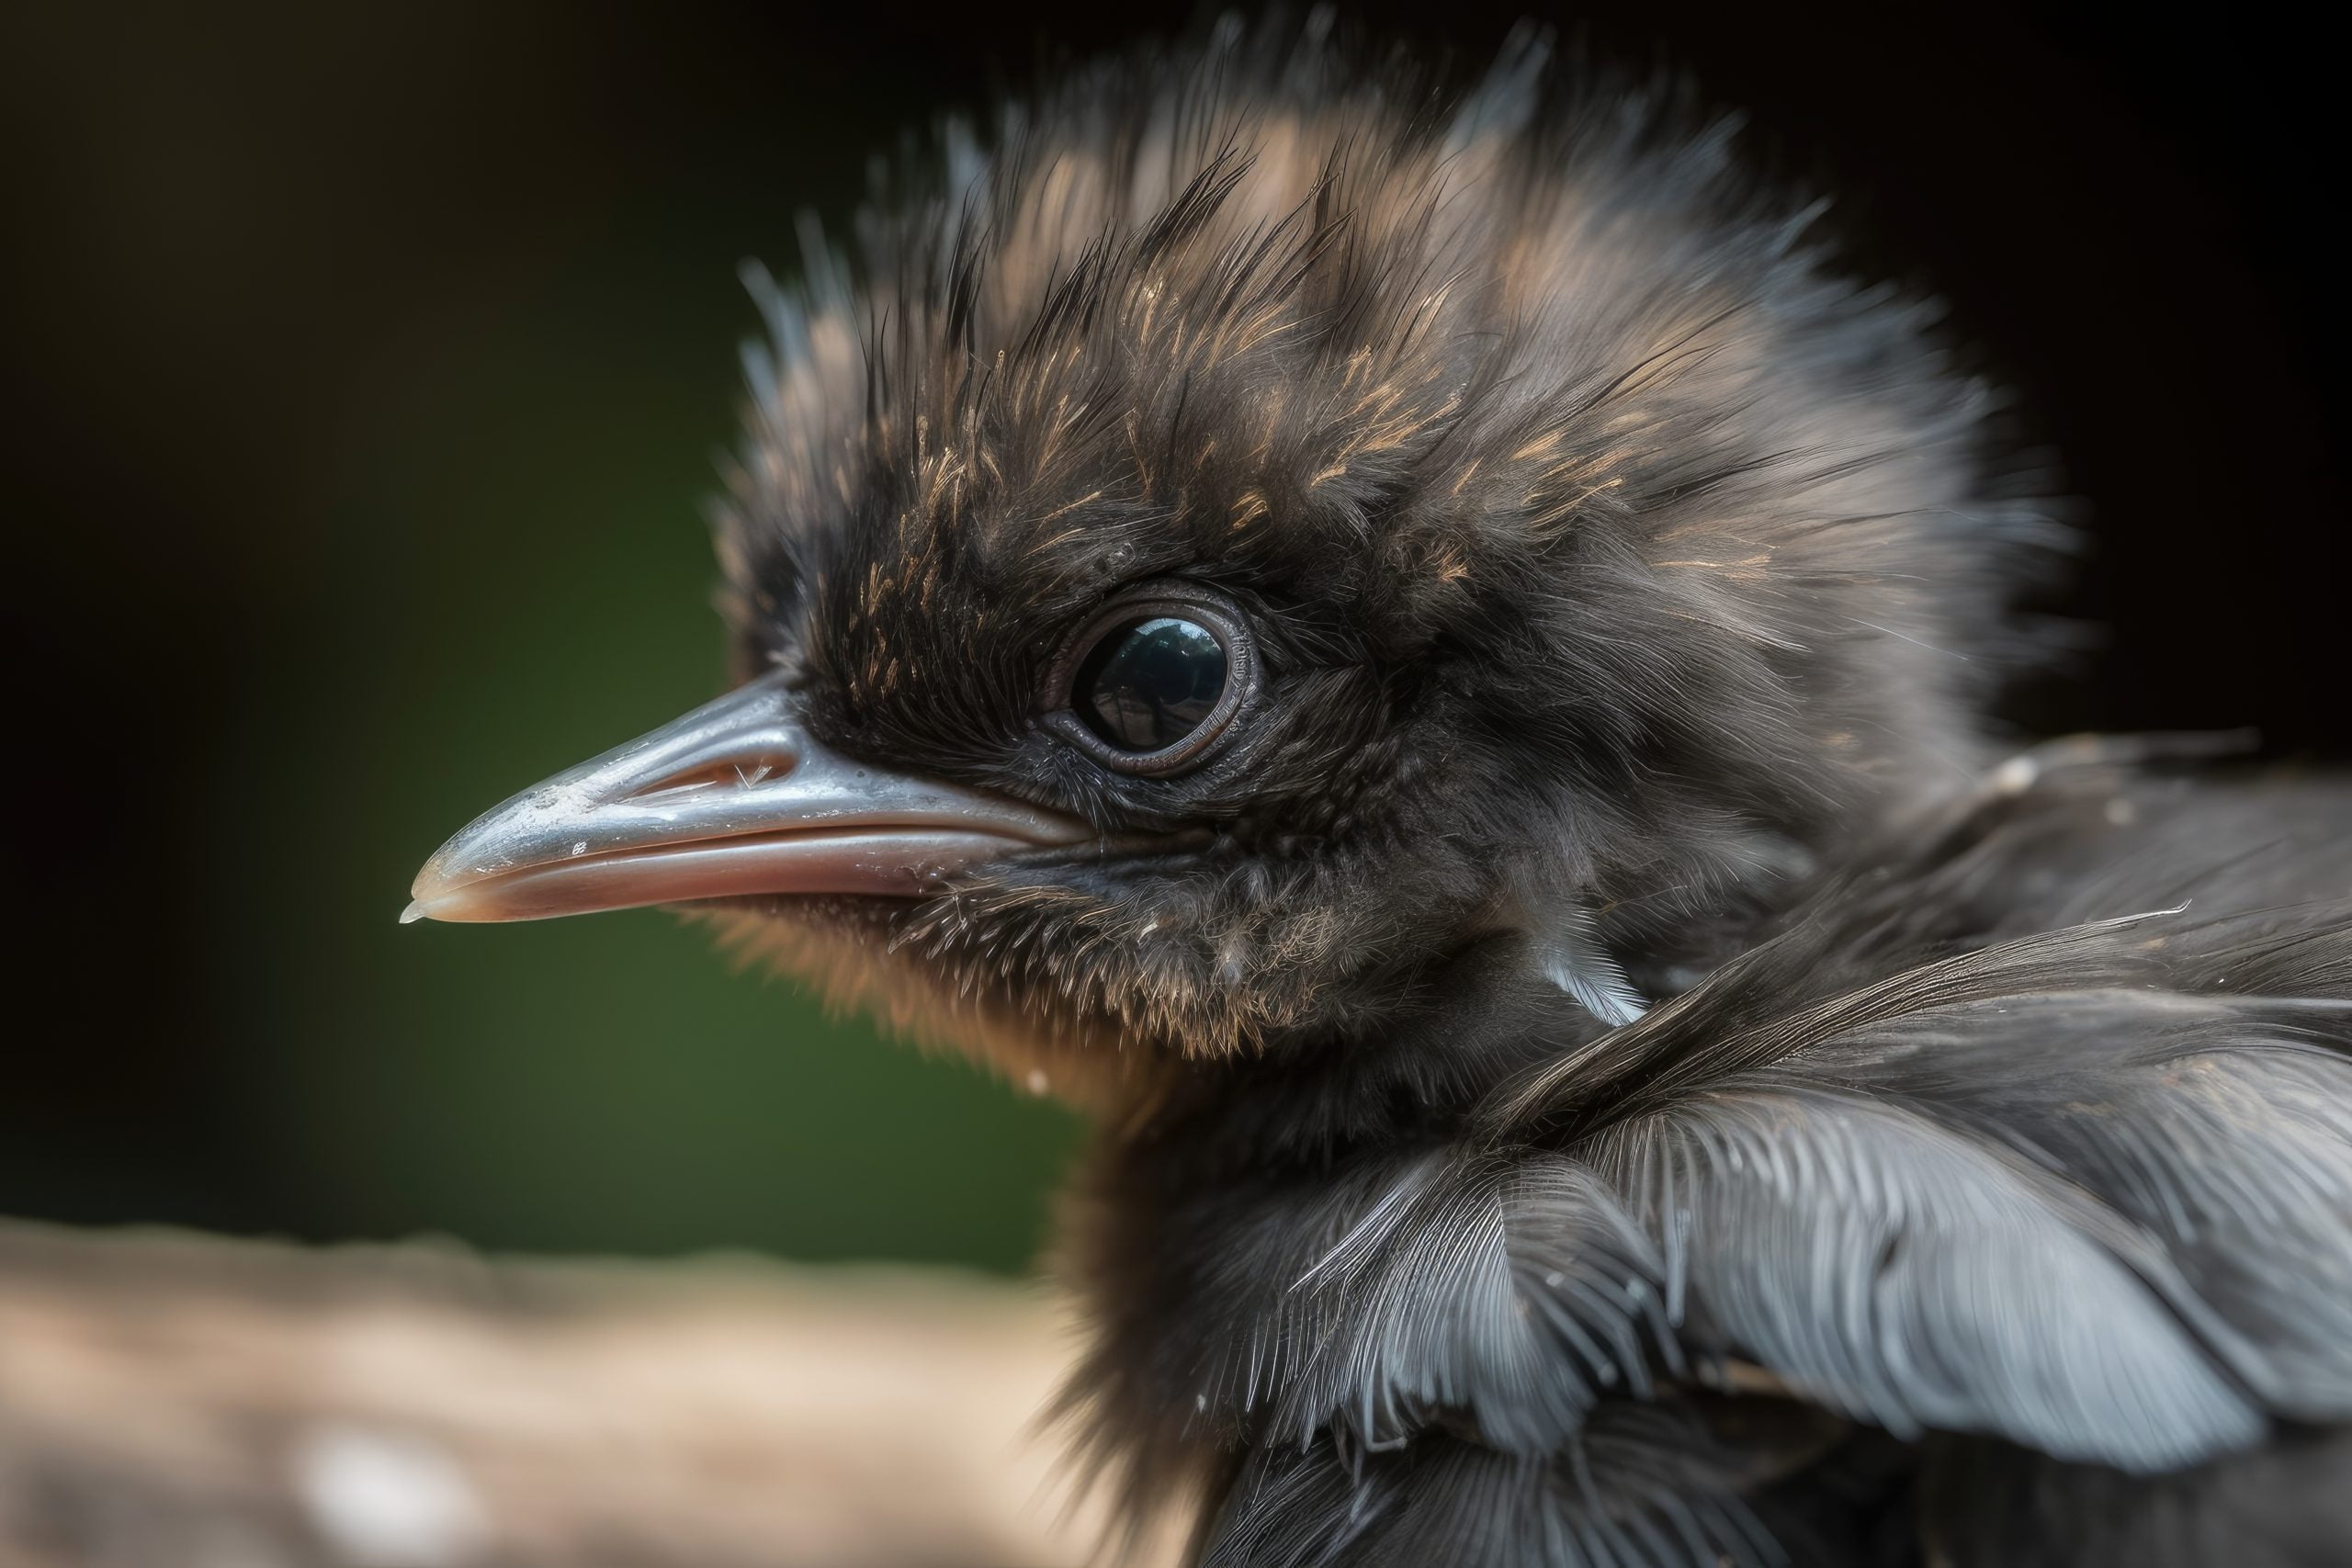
[408, 20, 2352, 1565]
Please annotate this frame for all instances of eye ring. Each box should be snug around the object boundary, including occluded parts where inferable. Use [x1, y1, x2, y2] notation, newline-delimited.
[1040, 581, 1257, 777]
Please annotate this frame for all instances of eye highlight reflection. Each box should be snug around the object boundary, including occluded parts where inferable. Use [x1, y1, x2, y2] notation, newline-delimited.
[1043, 583, 1258, 778]
[1074, 616, 1228, 751]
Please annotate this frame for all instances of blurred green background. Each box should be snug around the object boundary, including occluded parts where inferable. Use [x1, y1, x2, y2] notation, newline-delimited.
[0, 1, 1137, 1271]
[4, 1, 2342, 1274]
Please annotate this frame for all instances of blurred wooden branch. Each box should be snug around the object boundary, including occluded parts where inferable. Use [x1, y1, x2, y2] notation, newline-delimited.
[0, 1221, 1178, 1568]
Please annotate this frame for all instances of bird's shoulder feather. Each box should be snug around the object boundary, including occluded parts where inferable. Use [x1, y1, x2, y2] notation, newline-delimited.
[1065, 764, 2352, 1566]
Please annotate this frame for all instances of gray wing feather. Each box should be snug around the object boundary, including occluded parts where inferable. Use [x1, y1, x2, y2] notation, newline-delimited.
[1587, 1081, 2267, 1472]
[1273, 1155, 1677, 1454]
[1822, 993, 2352, 1420]
[1204, 1404, 1784, 1568]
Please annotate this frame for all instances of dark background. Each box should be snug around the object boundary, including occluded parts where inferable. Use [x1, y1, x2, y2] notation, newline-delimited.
[2, 2, 2342, 1275]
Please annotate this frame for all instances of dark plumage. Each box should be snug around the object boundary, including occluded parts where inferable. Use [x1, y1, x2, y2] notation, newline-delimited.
[410, 17, 2352, 1565]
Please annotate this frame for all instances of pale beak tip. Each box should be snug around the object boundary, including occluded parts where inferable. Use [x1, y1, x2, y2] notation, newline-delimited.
[399, 898, 433, 926]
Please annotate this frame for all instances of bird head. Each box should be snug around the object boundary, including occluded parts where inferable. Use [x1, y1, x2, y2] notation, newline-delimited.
[408, 30, 2046, 1105]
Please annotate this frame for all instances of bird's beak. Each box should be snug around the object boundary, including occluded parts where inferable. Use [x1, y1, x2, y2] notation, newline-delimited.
[404, 671, 1092, 924]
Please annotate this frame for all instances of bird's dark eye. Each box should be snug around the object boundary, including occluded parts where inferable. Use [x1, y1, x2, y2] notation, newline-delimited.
[1044, 582, 1256, 777]
[1073, 617, 1227, 751]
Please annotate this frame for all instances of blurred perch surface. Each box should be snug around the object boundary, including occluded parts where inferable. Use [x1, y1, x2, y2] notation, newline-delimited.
[0, 1221, 1175, 1568]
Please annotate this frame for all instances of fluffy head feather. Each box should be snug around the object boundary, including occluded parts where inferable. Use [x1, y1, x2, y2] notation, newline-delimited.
[712, 17, 2057, 1080]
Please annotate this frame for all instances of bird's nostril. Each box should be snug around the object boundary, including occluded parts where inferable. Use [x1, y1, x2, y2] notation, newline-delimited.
[626, 753, 801, 799]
